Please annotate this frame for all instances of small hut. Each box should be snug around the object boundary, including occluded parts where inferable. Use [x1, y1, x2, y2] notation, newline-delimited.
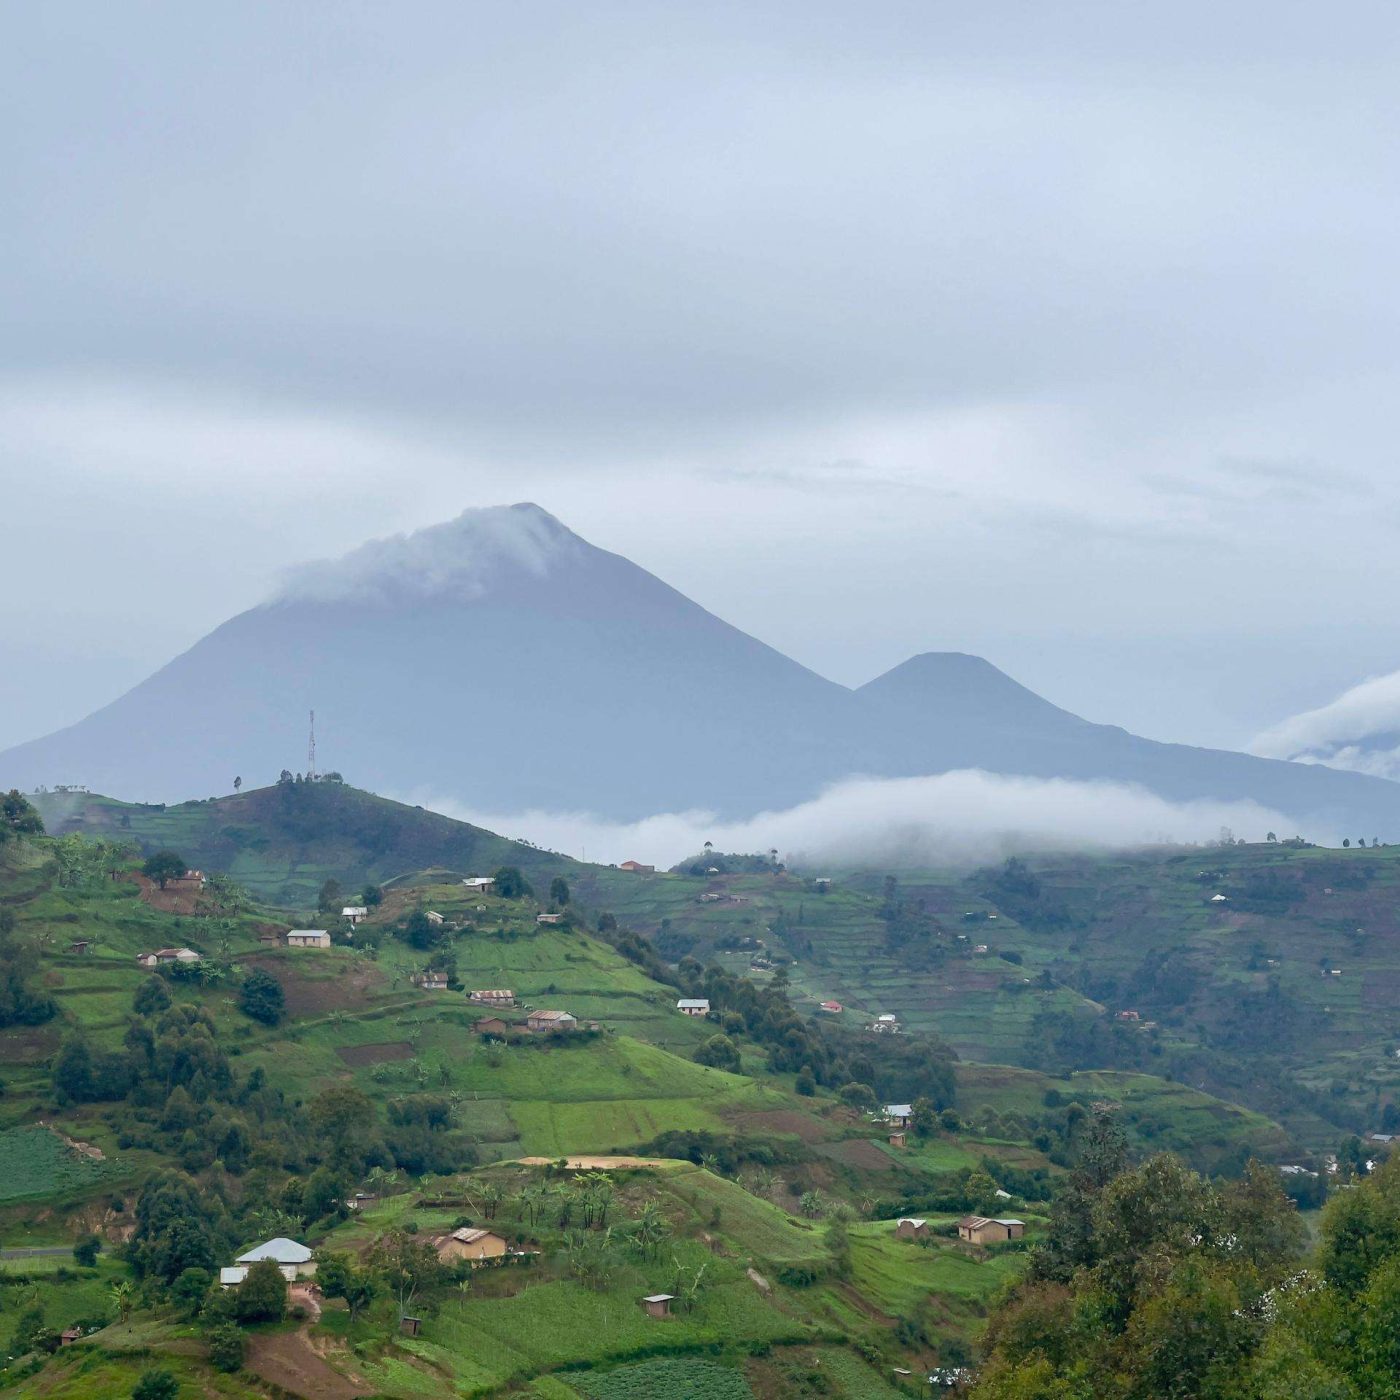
[400, 1316, 422, 1336]
[641, 1293, 675, 1319]
[888, 1130, 907, 1149]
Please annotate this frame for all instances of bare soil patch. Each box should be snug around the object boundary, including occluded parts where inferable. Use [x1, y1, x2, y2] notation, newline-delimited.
[244, 953, 385, 1016]
[335, 1041, 415, 1067]
[0, 1027, 60, 1062]
[246, 1328, 374, 1399]
[124, 871, 204, 916]
[815, 1138, 896, 1172]
[726, 1109, 834, 1144]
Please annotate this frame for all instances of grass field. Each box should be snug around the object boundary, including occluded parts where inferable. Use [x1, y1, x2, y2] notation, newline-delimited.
[0, 1126, 120, 1205]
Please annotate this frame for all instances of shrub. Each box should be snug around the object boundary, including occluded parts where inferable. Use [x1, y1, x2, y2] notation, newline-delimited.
[131, 1369, 180, 1400]
[205, 1320, 245, 1372]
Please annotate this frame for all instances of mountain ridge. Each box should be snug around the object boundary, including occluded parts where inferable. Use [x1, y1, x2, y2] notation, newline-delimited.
[5, 503, 1400, 834]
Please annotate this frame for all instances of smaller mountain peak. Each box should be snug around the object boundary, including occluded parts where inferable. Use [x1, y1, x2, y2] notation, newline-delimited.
[270, 503, 588, 607]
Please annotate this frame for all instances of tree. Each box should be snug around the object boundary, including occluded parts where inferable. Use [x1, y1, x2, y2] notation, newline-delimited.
[315, 1251, 377, 1321]
[549, 877, 570, 907]
[171, 1266, 212, 1317]
[401, 909, 438, 951]
[693, 1034, 741, 1073]
[232, 1258, 287, 1322]
[362, 884, 383, 907]
[492, 866, 533, 899]
[369, 1231, 444, 1320]
[131, 1369, 180, 1400]
[205, 1321, 245, 1372]
[838, 1081, 876, 1111]
[233, 776, 242, 793]
[142, 851, 187, 890]
[238, 968, 284, 1026]
[133, 976, 172, 1016]
[0, 790, 44, 842]
[318, 878, 344, 914]
[911, 1096, 939, 1139]
[111, 1279, 136, 1327]
[73, 1233, 102, 1267]
[309, 1084, 376, 1171]
[11, 1305, 59, 1355]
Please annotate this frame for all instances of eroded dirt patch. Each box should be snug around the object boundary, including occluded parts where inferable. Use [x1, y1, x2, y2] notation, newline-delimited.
[244, 953, 386, 1016]
[246, 1328, 374, 1399]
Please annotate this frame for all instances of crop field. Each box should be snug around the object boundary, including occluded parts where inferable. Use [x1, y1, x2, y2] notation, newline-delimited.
[0, 1127, 119, 1205]
[846, 1222, 1026, 1314]
[575, 1356, 755, 1400]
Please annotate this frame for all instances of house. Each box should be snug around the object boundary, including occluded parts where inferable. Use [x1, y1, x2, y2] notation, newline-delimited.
[416, 972, 449, 991]
[400, 1316, 422, 1336]
[59, 1327, 82, 1346]
[618, 861, 655, 874]
[872, 1013, 901, 1034]
[425, 911, 444, 926]
[434, 1227, 509, 1264]
[974, 944, 989, 955]
[475, 1017, 510, 1038]
[68, 939, 92, 955]
[341, 906, 369, 924]
[347, 1192, 378, 1211]
[1117, 1010, 1140, 1022]
[526, 1009, 577, 1032]
[641, 1293, 674, 1318]
[235, 1237, 317, 1279]
[285, 929, 331, 949]
[258, 931, 282, 946]
[885, 1103, 913, 1127]
[814, 878, 832, 892]
[1210, 893, 1230, 903]
[470, 989, 515, 1007]
[957, 1217, 1025, 1245]
[135, 952, 159, 969]
[819, 1001, 843, 1014]
[169, 870, 206, 890]
[888, 1130, 907, 1149]
[895, 1217, 929, 1240]
[699, 892, 723, 902]
[1368, 1133, 1397, 1145]
[536, 912, 563, 925]
[462, 877, 496, 893]
[676, 998, 710, 1016]
[151, 947, 200, 964]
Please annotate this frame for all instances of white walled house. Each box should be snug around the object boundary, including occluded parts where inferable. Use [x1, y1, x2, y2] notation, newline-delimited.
[286, 929, 332, 949]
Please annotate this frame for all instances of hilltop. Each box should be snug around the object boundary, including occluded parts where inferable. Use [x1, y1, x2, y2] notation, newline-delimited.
[6, 504, 1400, 833]
[30, 778, 587, 906]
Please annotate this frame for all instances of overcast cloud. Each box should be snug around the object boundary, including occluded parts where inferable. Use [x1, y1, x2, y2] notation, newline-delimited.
[6, 2, 1400, 751]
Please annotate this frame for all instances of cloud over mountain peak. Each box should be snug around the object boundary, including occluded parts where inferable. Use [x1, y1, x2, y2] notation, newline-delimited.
[270, 503, 584, 606]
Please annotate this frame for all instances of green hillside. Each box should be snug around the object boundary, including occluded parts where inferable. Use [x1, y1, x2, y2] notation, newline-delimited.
[0, 815, 1048, 1398]
[570, 843, 1400, 1147]
[31, 780, 587, 906]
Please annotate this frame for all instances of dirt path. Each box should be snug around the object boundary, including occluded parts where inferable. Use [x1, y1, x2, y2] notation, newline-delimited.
[246, 1328, 373, 1400]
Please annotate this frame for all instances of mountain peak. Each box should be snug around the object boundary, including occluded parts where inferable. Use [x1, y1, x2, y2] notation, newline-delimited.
[270, 503, 587, 607]
[858, 651, 1092, 732]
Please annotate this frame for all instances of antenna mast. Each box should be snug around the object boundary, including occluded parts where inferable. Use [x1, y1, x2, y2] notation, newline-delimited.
[307, 709, 317, 781]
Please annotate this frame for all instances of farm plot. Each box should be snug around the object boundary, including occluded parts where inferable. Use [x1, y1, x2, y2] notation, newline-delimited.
[575, 1356, 754, 1399]
[0, 1126, 118, 1204]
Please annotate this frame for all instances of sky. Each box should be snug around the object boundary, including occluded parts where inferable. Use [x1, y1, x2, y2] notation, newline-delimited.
[6, 1, 1400, 757]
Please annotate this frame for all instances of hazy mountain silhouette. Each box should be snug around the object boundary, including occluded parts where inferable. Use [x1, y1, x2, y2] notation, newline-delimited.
[5, 503, 1400, 833]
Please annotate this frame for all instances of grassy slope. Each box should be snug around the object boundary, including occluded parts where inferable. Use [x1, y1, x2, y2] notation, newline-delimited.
[31, 781, 587, 906]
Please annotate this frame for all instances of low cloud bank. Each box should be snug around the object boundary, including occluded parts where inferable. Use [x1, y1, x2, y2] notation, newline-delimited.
[410, 769, 1305, 871]
[1253, 671, 1400, 781]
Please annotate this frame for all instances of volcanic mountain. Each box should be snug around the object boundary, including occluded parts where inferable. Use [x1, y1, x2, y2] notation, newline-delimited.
[5, 503, 1400, 833]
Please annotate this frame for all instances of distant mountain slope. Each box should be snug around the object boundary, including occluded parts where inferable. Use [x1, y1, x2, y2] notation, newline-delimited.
[33, 780, 585, 906]
[6, 503, 1400, 835]
[858, 652, 1400, 833]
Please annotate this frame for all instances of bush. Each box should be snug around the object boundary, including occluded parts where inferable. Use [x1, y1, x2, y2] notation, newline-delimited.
[131, 1369, 180, 1400]
[205, 1321, 245, 1372]
[238, 968, 284, 1026]
[73, 1234, 101, 1267]
[232, 1258, 287, 1322]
